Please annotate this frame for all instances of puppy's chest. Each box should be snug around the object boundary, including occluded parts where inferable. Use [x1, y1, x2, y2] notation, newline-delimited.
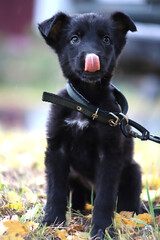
[64, 113, 99, 178]
[64, 112, 90, 131]
[63, 111, 118, 178]
[63, 111, 112, 139]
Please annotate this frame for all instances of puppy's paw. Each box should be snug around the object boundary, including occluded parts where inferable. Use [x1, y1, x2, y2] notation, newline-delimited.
[94, 229, 105, 239]
[42, 215, 65, 227]
[41, 218, 53, 227]
[91, 226, 115, 239]
[91, 227, 105, 239]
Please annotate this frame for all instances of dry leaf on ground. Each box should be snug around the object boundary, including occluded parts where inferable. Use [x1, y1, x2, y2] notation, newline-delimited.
[68, 224, 85, 234]
[7, 191, 21, 203]
[1, 202, 24, 211]
[115, 212, 153, 229]
[55, 229, 68, 240]
[3, 220, 29, 239]
[24, 187, 38, 203]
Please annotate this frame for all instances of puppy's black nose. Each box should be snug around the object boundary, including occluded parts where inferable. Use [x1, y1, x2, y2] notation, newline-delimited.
[84, 53, 100, 72]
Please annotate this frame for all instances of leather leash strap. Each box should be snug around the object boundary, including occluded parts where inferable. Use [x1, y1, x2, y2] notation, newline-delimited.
[42, 82, 128, 126]
[42, 82, 160, 144]
[42, 90, 125, 125]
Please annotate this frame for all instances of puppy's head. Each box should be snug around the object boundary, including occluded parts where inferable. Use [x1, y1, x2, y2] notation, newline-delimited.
[39, 12, 136, 84]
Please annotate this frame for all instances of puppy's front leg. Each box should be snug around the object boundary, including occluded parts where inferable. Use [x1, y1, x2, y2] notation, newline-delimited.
[91, 152, 122, 239]
[43, 139, 69, 226]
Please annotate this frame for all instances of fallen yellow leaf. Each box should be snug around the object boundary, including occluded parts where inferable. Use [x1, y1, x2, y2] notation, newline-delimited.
[136, 213, 153, 227]
[25, 191, 37, 204]
[1, 202, 24, 211]
[25, 221, 39, 231]
[115, 212, 153, 229]
[3, 220, 29, 237]
[75, 231, 89, 239]
[71, 224, 85, 231]
[85, 203, 92, 211]
[55, 229, 68, 240]
[23, 187, 37, 203]
[7, 191, 20, 203]
[119, 211, 133, 218]
[68, 224, 85, 234]
[3, 232, 24, 240]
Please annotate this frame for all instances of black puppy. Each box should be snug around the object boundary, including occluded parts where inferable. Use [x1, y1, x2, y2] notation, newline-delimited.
[39, 12, 142, 238]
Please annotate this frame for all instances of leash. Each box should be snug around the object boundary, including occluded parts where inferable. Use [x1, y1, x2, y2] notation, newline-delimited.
[42, 82, 160, 144]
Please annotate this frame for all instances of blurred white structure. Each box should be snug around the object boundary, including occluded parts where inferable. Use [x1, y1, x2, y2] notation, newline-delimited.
[33, 0, 73, 24]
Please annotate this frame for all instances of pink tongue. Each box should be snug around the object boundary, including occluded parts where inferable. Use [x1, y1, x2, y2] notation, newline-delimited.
[84, 53, 100, 72]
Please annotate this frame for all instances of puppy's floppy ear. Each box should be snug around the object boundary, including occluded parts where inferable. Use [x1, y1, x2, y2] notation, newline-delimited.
[38, 12, 70, 45]
[111, 12, 137, 33]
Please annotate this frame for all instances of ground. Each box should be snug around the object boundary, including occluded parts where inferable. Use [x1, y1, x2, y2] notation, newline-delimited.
[0, 130, 160, 239]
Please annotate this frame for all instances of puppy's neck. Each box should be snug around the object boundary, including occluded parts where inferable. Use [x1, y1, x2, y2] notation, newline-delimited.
[69, 80, 112, 107]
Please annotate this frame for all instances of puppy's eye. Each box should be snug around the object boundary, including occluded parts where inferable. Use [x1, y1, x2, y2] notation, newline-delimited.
[70, 35, 80, 45]
[103, 35, 111, 45]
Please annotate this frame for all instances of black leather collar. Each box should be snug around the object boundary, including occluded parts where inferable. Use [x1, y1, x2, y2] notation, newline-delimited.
[42, 81, 128, 126]
[66, 82, 128, 115]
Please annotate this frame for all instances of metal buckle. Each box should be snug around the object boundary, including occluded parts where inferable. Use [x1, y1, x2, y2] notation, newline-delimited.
[92, 108, 99, 120]
[119, 112, 129, 125]
[108, 112, 120, 127]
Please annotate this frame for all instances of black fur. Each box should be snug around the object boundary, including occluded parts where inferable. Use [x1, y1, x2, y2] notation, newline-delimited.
[39, 12, 141, 239]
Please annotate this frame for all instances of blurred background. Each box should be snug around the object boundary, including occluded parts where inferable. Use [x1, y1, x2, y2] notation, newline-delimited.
[0, 0, 160, 187]
[0, 0, 160, 133]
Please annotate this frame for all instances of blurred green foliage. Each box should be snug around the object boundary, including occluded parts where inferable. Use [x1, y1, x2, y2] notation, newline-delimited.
[0, 34, 65, 96]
